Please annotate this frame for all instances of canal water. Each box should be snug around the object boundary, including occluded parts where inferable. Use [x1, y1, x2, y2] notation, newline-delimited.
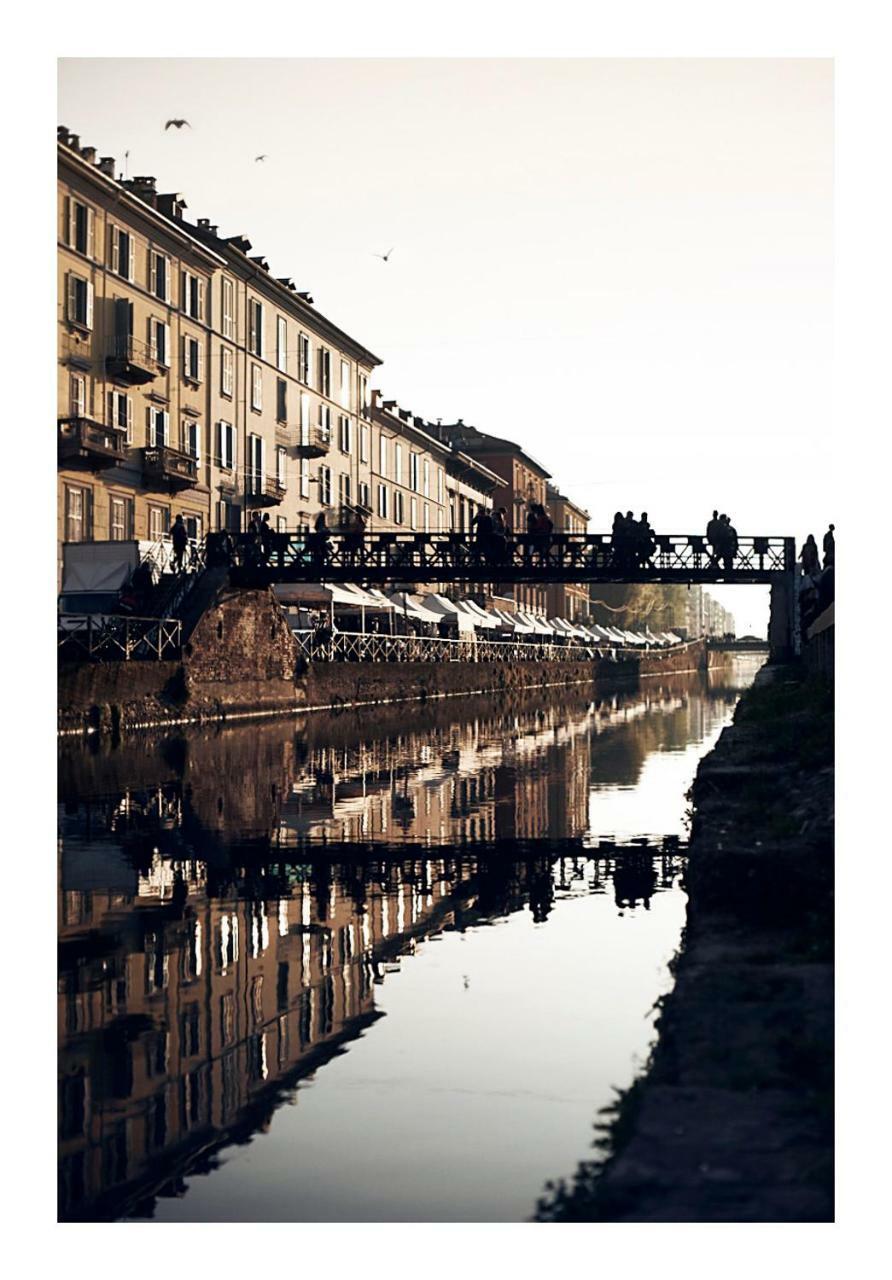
[58, 660, 761, 1222]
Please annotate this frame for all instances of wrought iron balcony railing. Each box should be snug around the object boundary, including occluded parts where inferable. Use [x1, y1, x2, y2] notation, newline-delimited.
[58, 416, 127, 469]
[244, 474, 287, 507]
[105, 335, 162, 385]
[294, 426, 331, 458]
[143, 445, 198, 490]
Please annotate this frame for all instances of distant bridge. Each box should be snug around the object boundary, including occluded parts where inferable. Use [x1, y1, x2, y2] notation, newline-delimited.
[270, 835, 689, 860]
[215, 531, 795, 588]
[707, 637, 770, 653]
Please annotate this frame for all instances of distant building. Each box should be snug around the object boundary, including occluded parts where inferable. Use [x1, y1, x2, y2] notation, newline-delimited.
[545, 484, 590, 621]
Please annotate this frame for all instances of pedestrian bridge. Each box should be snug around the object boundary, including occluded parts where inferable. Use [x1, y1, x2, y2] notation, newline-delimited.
[217, 531, 795, 587]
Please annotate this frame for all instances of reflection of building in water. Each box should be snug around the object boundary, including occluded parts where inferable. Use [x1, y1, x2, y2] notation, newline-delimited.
[58, 854, 474, 1221]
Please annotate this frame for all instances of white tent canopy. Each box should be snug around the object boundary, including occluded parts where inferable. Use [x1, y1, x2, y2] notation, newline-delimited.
[419, 594, 477, 633]
[387, 592, 444, 625]
[460, 599, 499, 629]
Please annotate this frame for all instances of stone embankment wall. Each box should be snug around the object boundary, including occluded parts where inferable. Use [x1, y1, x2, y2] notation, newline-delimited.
[538, 663, 833, 1223]
[59, 584, 712, 734]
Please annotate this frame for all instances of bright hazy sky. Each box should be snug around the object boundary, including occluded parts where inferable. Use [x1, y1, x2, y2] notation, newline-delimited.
[58, 58, 833, 634]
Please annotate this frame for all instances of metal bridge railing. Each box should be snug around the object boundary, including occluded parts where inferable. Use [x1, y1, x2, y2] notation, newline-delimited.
[58, 614, 182, 662]
[211, 531, 794, 581]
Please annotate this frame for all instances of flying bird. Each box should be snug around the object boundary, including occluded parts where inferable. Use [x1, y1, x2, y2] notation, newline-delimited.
[254, 154, 268, 163]
[164, 118, 191, 130]
[373, 247, 394, 262]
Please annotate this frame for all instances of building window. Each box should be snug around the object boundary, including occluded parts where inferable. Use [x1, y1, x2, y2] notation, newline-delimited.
[409, 453, 419, 492]
[221, 344, 234, 397]
[64, 485, 91, 542]
[147, 406, 169, 447]
[66, 273, 93, 329]
[109, 495, 133, 541]
[299, 457, 310, 498]
[394, 442, 403, 485]
[276, 446, 287, 488]
[339, 358, 351, 409]
[422, 458, 430, 498]
[338, 472, 351, 508]
[107, 390, 132, 443]
[217, 420, 235, 470]
[359, 373, 369, 419]
[338, 415, 351, 454]
[150, 251, 170, 301]
[298, 333, 311, 385]
[110, 225, 134, 280]
[318, 404, 331, 440]
[149, 318, 170, 367]
[183, 336, 202, 383]
[410, 496, 417, 529]
[299, 392, 311, 445]
[182, 419, 201, 462]
[319, 465, 332, 506]
[221, 275, 235, 338]
[357, 481, 370, 510]
[379, 434, 388, 479]
[182, 270, 204, 320]
[69, 374, 86, 418]
[277, 379, 288, 424]
[249, 299, 264, 357]
[394, 491, 404, 524]
[277, 316, 287, 372]
[377, 484, 389, 520]
[437, 467, 444, 506]
[359, 422, 369, 463]
[318, 347, 331, 397]
[423, 502, 430, 531]
[251, 363, 262, 412]
[65, 198, 95, 257]
[247, 433, 265, 492]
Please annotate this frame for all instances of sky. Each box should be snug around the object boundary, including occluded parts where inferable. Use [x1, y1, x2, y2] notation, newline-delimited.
[58, 58, 833, 635]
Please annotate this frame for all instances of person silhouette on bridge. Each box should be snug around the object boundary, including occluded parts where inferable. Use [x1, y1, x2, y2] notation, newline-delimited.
[311, 510, 330, 569]
[717, 514, 738, 573]
[706, 510, 722, 565]
[822, 524, 835, 567]
[611, 511, 632, 569]
[260, 513, 273, 563]
[491, 507, 509, 564]
[171, 514, 189, 573]
[637, 513, 656, 567]
[800, 534, 820, 577]
[471, 507, 494, 563]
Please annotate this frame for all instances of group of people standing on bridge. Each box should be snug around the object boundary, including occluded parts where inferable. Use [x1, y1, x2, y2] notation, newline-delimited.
[705, 511, 740, 572]
[610, 512, 656, 570]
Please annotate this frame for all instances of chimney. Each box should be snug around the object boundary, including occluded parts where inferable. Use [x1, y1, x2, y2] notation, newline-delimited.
[80, 146, 96, 165]
[129, 176, 158, 207]
[68, 134, 80, 152]
[371, 389, 382, 408]
[296, 291, 314, 304]
[250, 255, 270, 272]
[157, 192, 187, 220]
[196, 218, 219, 237]
[97, 156, 115, 177]
[227, 235, 252, 254]
[383, 399, 397, 411]
[277, 277, 295, 290]
[57, 125, 70, 145]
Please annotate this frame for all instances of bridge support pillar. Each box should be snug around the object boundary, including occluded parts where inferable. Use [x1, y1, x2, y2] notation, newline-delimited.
[768, 570, 800, 662]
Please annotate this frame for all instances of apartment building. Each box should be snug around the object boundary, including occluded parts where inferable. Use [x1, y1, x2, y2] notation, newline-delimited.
[545, 484, 590, 622]
[57, 126, 382, 570]
[431, 421, 552, 616]
[58, 129, 226, 564]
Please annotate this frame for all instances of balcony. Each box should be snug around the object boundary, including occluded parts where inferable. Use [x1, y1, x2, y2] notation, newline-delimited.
[245, 474, 287, 508]
[294, 426, 330, 458]
[106, 336, 161, 385]
[143, 445, 199, 491]
[58, 416, 127, 470]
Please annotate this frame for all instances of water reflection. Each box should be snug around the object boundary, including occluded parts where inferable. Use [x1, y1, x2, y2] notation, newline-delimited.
[58, 663, 758, 1222]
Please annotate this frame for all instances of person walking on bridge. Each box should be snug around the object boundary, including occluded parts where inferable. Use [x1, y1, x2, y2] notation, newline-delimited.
[822, 524, 835, 567]
[171, 514, 189, 573]
[637, 513, 656, 567]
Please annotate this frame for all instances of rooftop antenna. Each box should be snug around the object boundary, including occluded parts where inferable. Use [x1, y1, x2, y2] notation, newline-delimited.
[123, 150, 130, 179]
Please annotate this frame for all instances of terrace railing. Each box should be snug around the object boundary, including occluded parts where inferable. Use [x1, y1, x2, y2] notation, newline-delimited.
[58, 614, 182, 662]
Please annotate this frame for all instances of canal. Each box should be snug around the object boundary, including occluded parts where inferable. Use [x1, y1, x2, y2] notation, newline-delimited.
[57, 659, 762, 1222]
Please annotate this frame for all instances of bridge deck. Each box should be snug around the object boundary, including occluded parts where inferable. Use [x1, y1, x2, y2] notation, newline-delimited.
[213, 531, 794, 587]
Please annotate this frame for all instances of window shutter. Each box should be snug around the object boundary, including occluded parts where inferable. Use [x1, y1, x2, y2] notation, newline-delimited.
[163, 323, 170, 366]
[110, 226, 119, 274]
[125, 397, 133, 443]
[197, 343, 203, 383]
[127, 236, 135, 282]
[66, 273, 76, 321]
[85, 282, 94, 330]
[107, 391, 114, 427]
[161, 411, 169, 446]
[181, 271, 187, 311]
[149, 250, 156, 295]
[86, 208, 94, 258]
[198, 280, 205, 321]
[147, 406, 155, 447]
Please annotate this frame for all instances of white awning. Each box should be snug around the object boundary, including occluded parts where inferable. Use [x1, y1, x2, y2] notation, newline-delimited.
[459, 599, 499, 628]
[62, 541, 140, 594]
[387, 592, 444, 624]
[492, 608, 533, 634]
[419, 594, 476, 633]
[518, 611, 553, 636]
[275, 582, 371, 608]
